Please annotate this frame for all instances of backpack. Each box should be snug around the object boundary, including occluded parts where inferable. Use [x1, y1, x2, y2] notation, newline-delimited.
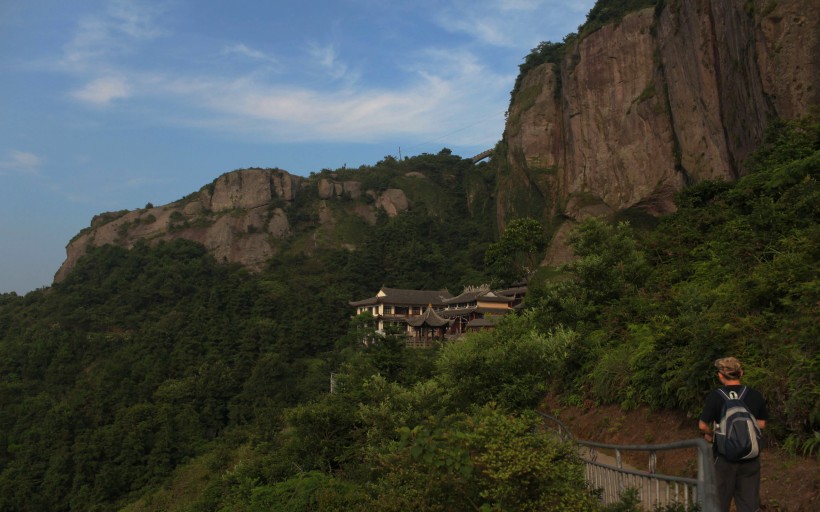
[714, 386, 762, 461]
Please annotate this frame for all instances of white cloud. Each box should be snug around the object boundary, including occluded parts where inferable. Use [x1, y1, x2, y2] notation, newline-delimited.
[60, 0, 163, 71]
[434, 0, 592, 48]
[307, 43, 356, 83]
[53, 0, 554, 147]
[151, 44, 510, 147]
[221, 43, 279, 66]
[0, 150, 43, 176]
[107, 0, 164, 40]
[71, 76, 130, 105]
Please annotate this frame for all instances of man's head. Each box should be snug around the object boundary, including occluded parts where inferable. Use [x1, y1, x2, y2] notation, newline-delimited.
[714, 357, 743, 380]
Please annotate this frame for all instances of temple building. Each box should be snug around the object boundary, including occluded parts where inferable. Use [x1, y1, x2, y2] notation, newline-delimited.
[349, 284, 525, 346]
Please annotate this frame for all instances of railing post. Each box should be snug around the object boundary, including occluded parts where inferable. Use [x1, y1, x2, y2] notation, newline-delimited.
[696, 438, 720, 512]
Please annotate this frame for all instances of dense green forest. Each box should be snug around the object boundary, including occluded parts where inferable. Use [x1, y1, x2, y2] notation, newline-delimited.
[0, 116, 817, 511]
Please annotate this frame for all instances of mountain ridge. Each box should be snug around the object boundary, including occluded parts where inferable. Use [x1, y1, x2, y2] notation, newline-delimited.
[55, 166, 433, 282]
[55, 0, 819, 284]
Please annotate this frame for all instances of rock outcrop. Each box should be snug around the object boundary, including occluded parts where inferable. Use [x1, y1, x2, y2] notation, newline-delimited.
[374, 189, 409, 217]
[318, 178, 363, 200]
[55, 169, 300, 282]
[205, 168, 299, 211]
[55, 168, 412, 282]
[500, 0, 818, 229]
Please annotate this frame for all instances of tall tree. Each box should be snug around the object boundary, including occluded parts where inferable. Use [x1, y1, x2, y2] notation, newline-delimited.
[484, 217, 546, 286]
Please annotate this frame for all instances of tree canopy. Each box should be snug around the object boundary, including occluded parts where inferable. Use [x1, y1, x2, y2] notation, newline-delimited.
[0, 115, 816, 511]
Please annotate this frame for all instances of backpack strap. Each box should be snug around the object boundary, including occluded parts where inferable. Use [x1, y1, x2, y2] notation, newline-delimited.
[717, 386, 747, 401]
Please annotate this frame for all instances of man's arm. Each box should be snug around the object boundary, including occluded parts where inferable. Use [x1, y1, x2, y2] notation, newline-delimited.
[698, 420, 713, 442]
[699, 390, 719, 442]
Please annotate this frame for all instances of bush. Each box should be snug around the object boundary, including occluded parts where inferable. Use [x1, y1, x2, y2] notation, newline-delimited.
[436, 312, 577, 410]
[370, 407, 601, 511]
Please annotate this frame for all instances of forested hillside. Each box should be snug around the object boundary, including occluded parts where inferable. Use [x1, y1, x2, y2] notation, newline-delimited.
[55, 149, 498, 285]
[0, 115, 816, 511]
[0, 153, 496, 510]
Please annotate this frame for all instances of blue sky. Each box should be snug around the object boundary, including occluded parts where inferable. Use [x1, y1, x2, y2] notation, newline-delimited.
[0, 0, 593, 294]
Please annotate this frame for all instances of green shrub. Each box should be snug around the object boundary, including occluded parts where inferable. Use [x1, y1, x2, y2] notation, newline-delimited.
[370, 407, 601, 511]
[436, 312, 577, 410]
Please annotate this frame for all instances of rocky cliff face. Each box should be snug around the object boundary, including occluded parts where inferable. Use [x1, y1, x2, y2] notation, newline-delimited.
[54, 168, 412, 283]
[501, 0, 818, 262]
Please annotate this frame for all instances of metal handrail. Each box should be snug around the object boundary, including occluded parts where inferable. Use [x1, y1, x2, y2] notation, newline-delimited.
[538, 411, 719, 511]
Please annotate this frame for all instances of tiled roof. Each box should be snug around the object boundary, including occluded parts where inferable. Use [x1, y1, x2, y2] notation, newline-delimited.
[438, 306, 478, 318]
[477, 292, 515, 303]
[406, 307, 453, 327]
[497, 285, 528, 296]
[349, 296, 379, 306]
[350, 286, 452, 307]
[443, 290, 482, 304]
[350, 285, 526, 309]
[442, 289, 518, 306]
[381, 287, 453, 304]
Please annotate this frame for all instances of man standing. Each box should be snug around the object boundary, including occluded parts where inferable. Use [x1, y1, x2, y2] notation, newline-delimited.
[699, 357, 768, 512]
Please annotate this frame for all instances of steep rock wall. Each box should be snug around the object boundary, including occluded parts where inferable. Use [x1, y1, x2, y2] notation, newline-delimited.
[501, 0, 818, 227]
[55, 168, 414, 282]
[55, 168, 303, 282]
[562, 7, 680, 214]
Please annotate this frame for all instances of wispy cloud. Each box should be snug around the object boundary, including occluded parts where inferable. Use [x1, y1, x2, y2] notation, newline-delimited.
[307, 43, 357, 83]
[55, 0, 579, 146]
[147, 43, 510, 146]
[220, 43, 280, 66]
[71, 76, 131, 105]
[60, 0, 164, 71]
[107, 0, 164, 40]
[60, 1, 163, 106]
[435, 0, 592, 48]
[158, 76, 440, 141]
[0, 150, 43, 176]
